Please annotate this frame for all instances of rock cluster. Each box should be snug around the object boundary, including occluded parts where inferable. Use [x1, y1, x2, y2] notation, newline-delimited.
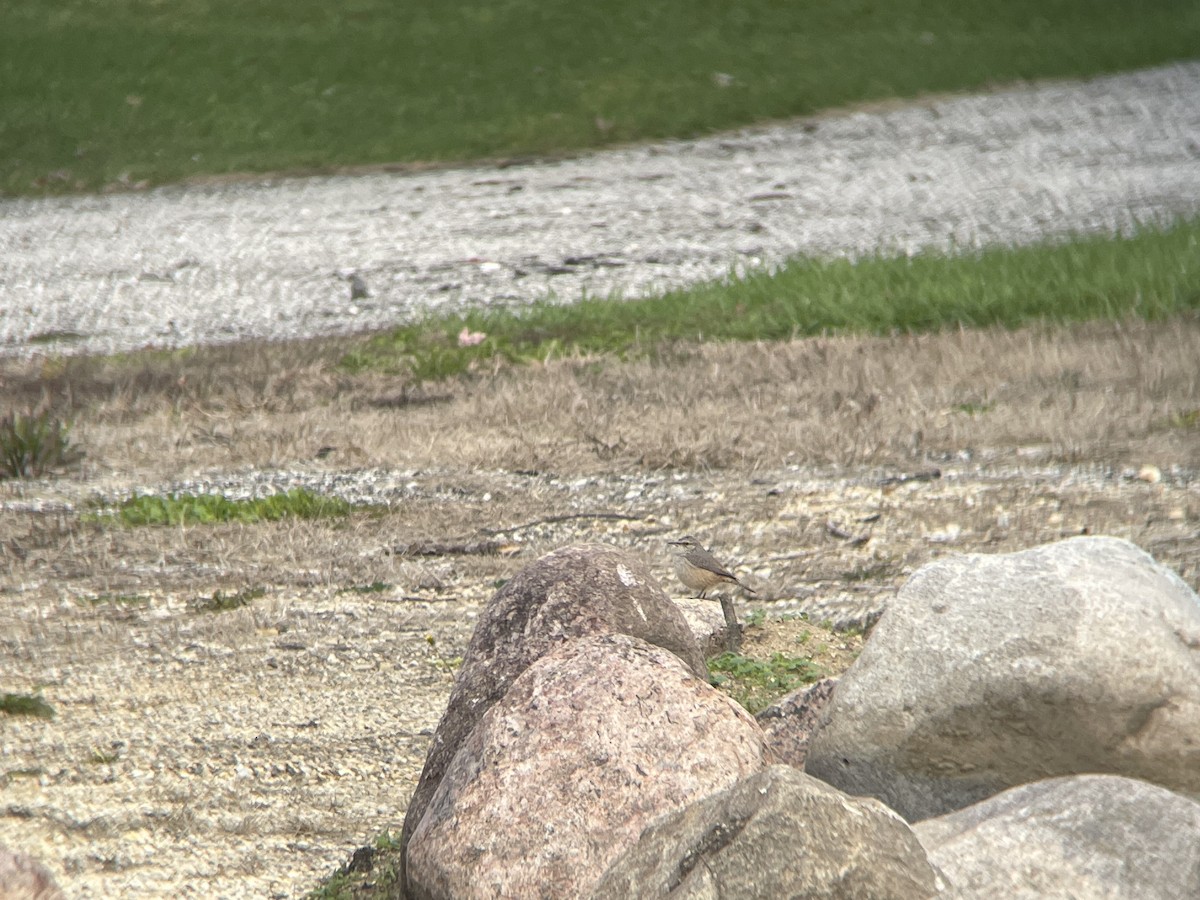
[397, 536, 1200, 899]
[398, 543, 709, 892]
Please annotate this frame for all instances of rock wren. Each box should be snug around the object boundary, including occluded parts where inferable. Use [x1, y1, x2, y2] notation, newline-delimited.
[668, 535, 757, 599]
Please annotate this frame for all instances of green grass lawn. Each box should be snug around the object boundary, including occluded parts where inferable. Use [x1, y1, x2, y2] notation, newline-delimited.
[342, 219, 1200, 382]
[2, 0, 1198, 196]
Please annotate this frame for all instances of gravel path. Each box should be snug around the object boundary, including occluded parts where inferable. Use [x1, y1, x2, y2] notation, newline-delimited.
[3, 62, 1200, 359]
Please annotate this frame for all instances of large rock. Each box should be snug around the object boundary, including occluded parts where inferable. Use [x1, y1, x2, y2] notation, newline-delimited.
[914, 774, 1200, 899]
[806, 536, 1200, 821]
[591, 765, 949, 899]
[400, 543, 706, 882]
[0, 844, 64, 900]
[755, 677, 838, 769]
[406, 634, 769, 900]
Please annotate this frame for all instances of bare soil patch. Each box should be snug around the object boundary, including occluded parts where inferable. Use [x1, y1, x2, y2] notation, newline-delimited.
[1, 318, 1198, 897]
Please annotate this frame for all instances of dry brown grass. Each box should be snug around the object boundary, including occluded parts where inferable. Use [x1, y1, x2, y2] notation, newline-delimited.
[3, 316, 1197, 479]
[3, 316, 1197, 613]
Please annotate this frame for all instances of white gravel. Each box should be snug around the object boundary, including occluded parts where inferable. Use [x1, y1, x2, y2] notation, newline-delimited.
[2, 62, 1200, 359]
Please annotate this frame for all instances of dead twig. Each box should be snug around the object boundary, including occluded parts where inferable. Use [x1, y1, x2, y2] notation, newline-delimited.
[583, 432, 626, 460]
[481, 512, 642, 535]
[718, 596, 742, 653]
[825, 520, 871, 547]
[879, 468, 941, 488]
[390, 539, 518, 557]
[761, 548, 821, 564]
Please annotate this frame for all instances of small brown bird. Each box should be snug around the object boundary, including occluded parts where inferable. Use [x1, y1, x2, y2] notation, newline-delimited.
[668, 535, 757, 599]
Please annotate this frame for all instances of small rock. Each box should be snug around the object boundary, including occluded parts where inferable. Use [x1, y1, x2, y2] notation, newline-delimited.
[672, 597, 730, 656]
[1136, 463, 1162, 484]
[348, 274, 370, 300]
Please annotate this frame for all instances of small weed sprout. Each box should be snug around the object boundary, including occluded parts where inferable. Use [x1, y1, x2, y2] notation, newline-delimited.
[307, 828, 402, 899]
[88, 746, 120, 764]
[374, 829, 401, 851]
[951, 400, 994, 416]
[86, 593, 150, 606]
[0, 409, 80, 479]
[4, 767, 45, 780]
[195, 587, 265, 613]
[424, 634, 461, 678]
[1167, 409, 1200, 430]
[336, 581, 391, 595]
[743, 608, 767, 628]
[0, 692, 56, 719]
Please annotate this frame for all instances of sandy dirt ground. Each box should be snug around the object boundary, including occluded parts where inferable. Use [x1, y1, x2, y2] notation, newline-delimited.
[2, 316, 1198, 897]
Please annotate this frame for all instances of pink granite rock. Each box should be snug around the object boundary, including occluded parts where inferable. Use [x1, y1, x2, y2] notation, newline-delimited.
[399, 542, 706, 887]
[406, 633, 769, 900]
[0, 845, 64, 900]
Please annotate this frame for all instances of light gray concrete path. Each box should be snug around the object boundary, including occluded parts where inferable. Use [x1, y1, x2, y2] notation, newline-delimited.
[2, 62, 1199, 358]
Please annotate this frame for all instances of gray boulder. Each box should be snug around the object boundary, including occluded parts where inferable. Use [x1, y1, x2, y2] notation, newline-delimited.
[406, 633, 769, 900]
[805, 536, 1200, 821]
[0, 844, 64, 900]
[400, 543, 706, 883]
[915, 774, 1200, 899]
[591, 764, 950, 899]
